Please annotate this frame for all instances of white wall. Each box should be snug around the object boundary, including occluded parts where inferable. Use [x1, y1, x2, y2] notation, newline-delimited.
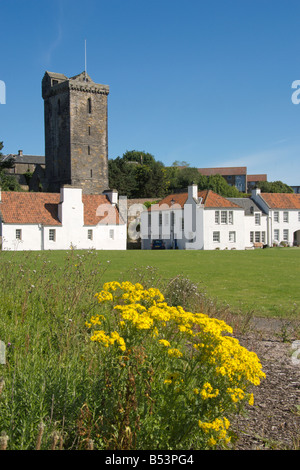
[202, 208, 245, 250]
[243, 212, 268, 247]
[1, 223, 127, 251]
[251, 189, 300, 246]
[269, 209, 300, 246]
[1, 187, 127, 251]
[2, 224, 43, 251]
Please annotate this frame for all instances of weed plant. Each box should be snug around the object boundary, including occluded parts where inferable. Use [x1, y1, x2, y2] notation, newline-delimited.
[0, 251, 265, 449]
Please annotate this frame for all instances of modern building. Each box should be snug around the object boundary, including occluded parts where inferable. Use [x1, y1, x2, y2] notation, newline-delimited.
[196, 166, 267, 193]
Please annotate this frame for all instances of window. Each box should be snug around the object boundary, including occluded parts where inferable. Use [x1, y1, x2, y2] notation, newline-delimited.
[255, 231, 260, 242]
[298, 212, 300, 222]
[274, 229, 279, 241]
[87, 229, 93, 240]
[49, 229, 56, 241]
[283, 229, 289, 241]
[16, 229, 22, 240]
[229, 231, 236, 242]
[181, 217, 184, 231]
[88, 98, 92, 113]
[215, 211, 220, 224]
[109, 229, 114, 240]
[250, 231, 254, 243]
[88, 145, 91, 155]
[283, 211, 289, 223]
[221, 211, 227, 224]
[213, 231, 220, 242]
[255, 213, 261, 225]
[159, 213, 162, 226]
[88, 126, 91, 135]
[228, 211, 233, 224]
[90, 169, 93, 178]
[274, 211, 279, 222]
[262, 232, 266, 243]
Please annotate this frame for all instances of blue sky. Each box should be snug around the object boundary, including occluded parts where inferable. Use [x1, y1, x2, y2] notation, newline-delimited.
[1, 0, 300, 185]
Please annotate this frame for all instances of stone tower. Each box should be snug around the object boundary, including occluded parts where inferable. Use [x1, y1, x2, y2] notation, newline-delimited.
[42, 71, 109, 194]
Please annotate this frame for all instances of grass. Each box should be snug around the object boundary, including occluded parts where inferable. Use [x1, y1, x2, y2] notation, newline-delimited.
[0, 247, 299, 449]
[1, 247, 299, 318]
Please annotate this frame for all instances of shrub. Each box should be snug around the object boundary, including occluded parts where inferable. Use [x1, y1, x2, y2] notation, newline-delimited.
[85, 281, 266, 449]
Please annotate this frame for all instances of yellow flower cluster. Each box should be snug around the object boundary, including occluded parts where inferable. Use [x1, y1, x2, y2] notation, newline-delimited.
[99, 281, 165, 305]
[198, 417, 231, 446]
[94, 290, 114, 303]
[90, 329, 126, 352]
[227, 387, 245, 403]
[91, 282, 265, 385]
[200, 382, 219, 400]
[167, 348, 183, 358]
[88, 280, 265, 447]
[85, 314, 105, 329]
[211, 335, 266, 387]
[159, 339, 171, 347]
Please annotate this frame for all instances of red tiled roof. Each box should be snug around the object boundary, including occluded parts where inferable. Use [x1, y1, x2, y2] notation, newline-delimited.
[154, 189, 241, 210]
[0, 192, 61, 225]
[0, 191, 124, 226]
[82, 194, 123, 225]
[247, 174, 267, 182]
[198, 167, 247, 176]
[260, 192, 300, 209]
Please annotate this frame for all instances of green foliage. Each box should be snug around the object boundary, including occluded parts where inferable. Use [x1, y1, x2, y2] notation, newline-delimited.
[23, 170, 33, 186]
[0, 251, 268, 450]
[0, 141, 21, 191]
[166, 166, 241, 197]
[109, 150, 243, 199]
[84, 281, 265, 449]
[109, 150, 169, 198]
[257, 180, 293, 193]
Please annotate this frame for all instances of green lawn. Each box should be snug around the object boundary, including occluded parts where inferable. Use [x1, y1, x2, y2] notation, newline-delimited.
[1, 247, 299, 318]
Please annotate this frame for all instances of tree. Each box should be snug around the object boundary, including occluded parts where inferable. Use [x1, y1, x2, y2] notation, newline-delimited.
[0, 141, 21, 191]
[109, 150, 169, 198]
[257, 180, 293, 193]
[206, 174, 241, 197]
[108, 156, 138, 197]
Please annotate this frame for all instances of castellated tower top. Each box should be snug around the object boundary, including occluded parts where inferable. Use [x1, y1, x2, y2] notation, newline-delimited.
[42, 71, 110, 195]
[42, 71, 109, 99]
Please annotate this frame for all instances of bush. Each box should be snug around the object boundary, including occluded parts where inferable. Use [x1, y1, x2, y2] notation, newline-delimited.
[85, 281, 266, 449]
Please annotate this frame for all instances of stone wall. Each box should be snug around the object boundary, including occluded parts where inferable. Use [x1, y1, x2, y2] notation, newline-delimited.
[42, 71, 109, 194]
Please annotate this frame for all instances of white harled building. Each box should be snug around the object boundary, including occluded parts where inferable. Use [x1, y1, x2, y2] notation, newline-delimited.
[0, 186, 126, 251]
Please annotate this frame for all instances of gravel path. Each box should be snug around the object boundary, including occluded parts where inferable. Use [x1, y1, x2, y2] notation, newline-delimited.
[230, 318, 300, 449]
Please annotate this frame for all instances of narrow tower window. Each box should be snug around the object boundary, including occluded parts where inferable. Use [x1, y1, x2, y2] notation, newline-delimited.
[88, 145, 91, 155]
[88, 97, 92, 114]
[88, 126, 91, 135]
